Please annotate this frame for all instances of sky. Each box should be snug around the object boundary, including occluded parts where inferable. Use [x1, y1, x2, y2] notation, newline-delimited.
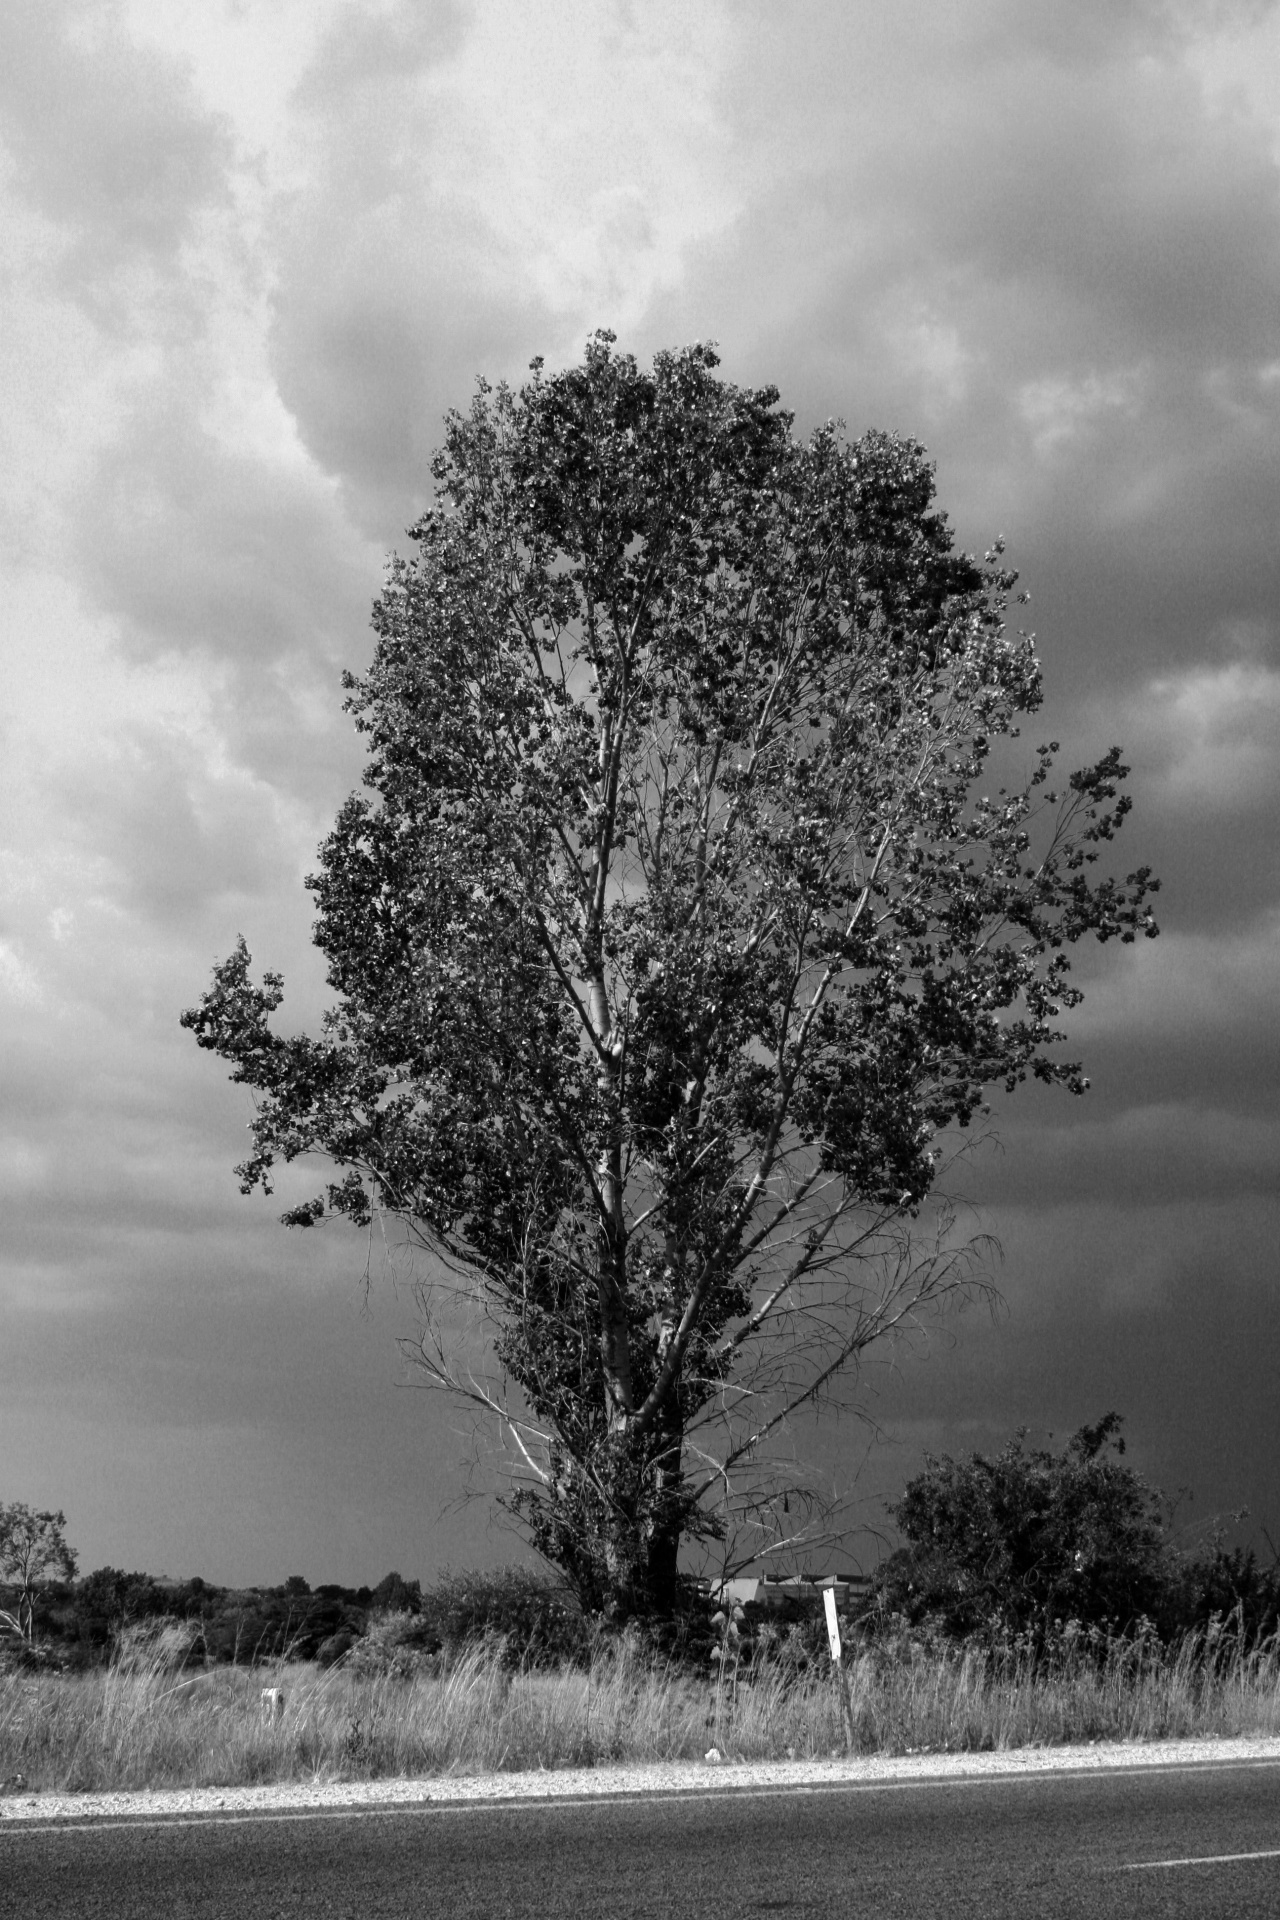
[2, 0, 1279, 1590]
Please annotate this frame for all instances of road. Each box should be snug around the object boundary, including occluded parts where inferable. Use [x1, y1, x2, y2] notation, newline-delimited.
[3, 1759, 1279, 1919]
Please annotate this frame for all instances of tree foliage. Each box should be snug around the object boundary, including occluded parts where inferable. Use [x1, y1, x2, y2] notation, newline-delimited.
[183, 334, 1157, 1619]
[0, 1503, 78, 1642]
[875, 1416, 1175, 1640]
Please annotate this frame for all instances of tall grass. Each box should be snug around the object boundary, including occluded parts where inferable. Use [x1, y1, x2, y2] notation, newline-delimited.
[3, 1621, 1279, 1795]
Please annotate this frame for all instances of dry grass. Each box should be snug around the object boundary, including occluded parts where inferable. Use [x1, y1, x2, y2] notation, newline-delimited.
[3, 1621, 1279, 1794]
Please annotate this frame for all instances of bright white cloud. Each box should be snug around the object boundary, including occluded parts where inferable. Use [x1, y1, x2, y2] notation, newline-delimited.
[119, 0, 346, 166]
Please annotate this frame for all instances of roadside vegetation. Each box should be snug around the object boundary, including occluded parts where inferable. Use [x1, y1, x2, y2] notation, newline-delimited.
[2, 1613, 1280, 1795]
[4, 1422, 1278, 1794]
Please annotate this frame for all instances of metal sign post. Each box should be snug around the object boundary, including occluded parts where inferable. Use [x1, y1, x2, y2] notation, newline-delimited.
[823, 1589, 856, 1754]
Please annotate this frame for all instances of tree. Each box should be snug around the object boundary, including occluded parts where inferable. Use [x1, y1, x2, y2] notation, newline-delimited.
[0, 1502, 78, 1642]
[183, 334, 1157, 1621]
[875, 1415, 1174, 1640]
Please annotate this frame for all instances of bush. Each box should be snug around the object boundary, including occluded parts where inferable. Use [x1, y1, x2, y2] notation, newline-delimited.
[65, 1569, 186, 1648]
[874, 1415, 1177, 1644]
[416, 1567, 589, 1667]
[345, 1609, 439, 1680]
[1173, 1542, 1280, 1643]
[315, 1631, 355, 1667]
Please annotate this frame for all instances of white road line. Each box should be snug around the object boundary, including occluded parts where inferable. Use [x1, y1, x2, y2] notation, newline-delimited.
[1124, 1848, 1280, 1871]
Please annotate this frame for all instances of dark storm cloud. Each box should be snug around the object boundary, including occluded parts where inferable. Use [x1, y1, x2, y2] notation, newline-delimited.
[687, 0, 1280, 698]
[0, 1201, 480, 1583]
[961, 1102, 1280, 1210]
[1061, 662, 1280, 937]
[859, 1186, 1280, 1534]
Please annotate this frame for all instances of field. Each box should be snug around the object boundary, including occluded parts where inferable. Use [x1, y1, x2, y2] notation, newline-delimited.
[3, 1621, 1280, 1795]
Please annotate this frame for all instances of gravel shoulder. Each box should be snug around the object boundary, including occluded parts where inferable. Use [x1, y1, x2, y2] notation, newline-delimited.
[5, 1735, 1280, 1825]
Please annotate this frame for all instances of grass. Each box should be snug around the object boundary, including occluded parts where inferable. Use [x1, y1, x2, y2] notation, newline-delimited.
[2, 1620, 1279, 1795]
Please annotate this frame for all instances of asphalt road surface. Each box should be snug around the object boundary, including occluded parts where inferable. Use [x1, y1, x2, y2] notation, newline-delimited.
[3, 1760, 1279, 1919]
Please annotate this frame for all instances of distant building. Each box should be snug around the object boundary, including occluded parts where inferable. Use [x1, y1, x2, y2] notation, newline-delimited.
[705, 1573, 872, 1612]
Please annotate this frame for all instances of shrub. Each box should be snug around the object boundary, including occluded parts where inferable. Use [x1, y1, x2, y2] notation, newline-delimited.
[316, 1631, 356, 1667]
[416, 1567, 589, 1667]
[68, 1569, 184, 1648]
[1174, 1542, 1280, 1642]
[875, 1415, 1176, 1643]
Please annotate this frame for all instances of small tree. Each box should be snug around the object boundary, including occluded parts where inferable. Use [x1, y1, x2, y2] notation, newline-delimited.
[184, 335, 1157, 1621]
[876, 1415, 1173, 1640]
[0, 1503, 78, 1643]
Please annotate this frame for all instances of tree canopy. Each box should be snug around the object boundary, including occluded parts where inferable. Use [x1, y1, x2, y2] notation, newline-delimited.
[184, 334, 1157, 1619]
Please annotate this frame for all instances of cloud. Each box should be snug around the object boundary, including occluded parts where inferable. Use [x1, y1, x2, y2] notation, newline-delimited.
[269, 0, 741, 531]
[854, 1182, 1280, 1534]
[1110, 658, 1280, 813]
[293, 0, 467, 103]
[979, 914, 1280, 1115]
[1016, 369, 1145, 465]
[965, 1102, 1280, 1210]
[0, 0, 234, 306]
[1073, 914, 1280, 1045]
[664, 0, 1280, 702]
[78, 381, 377, 686]
[0, 1197, 486, 1583]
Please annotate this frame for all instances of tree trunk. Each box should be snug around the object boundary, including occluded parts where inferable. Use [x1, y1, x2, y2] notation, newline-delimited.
[590, 1406, 688, 1622]
[644, 1507, 684, 1618]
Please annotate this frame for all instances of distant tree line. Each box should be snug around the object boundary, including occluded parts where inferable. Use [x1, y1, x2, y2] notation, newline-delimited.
[1, 1564, 425, 1669]
[5, 1420, 1277, 1670]
[0, 1551, 592, 1672]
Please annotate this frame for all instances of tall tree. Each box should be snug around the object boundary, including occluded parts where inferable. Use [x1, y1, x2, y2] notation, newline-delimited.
[184, 336, 1157, 1620]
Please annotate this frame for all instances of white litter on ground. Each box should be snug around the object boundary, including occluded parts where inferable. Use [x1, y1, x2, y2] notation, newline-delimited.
[3, 1735, 1280, 1825]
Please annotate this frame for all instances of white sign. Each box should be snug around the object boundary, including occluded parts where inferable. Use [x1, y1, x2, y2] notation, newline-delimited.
[823, 1587, 841, 1663]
